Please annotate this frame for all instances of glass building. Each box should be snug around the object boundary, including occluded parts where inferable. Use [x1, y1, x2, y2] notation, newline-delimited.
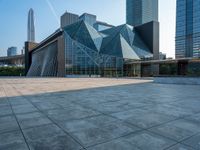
[79, 13, 97, 27]
[176, 0, 200, 58]
[7, 47, 17, 57]
[94, 21, 114, 31]
[27, 12, 157, 77]
[63, 21, 142, 77]
[126, 0, 158, 26]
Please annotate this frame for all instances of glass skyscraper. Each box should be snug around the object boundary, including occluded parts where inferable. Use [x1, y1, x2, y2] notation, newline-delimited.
[7, 47, 17, 57]
[126, 0, 158, 26]
[176, 0, 200, 58]
[27, 8, 35, 42]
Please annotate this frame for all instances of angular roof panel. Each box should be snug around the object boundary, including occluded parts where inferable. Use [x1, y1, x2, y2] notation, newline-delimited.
[132, 30, 152, 58]
[100, 34, 140, 60]
[101, 24, 134, 46]
[64, 22, 152, 59]
[63, 21, 103, 51]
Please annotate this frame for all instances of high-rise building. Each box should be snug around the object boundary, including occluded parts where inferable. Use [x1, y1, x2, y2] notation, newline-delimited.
[176, 0, 200, 58]
[126, 0, 158, 26]
[7, 47, 17, 57]
[79, 13, 97, 26]
[27, 8, 35, 42]
[61, 11, 79, 28]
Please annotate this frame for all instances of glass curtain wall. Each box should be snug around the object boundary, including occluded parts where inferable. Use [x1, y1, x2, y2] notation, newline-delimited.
[64, 33, 124, 77]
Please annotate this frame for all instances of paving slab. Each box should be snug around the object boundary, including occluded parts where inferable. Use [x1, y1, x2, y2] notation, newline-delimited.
[181, 133, 200, 149]
[111, 108, 176, 129]
[119, 131, 175, 150]
[149, 119, 200, 142]
[0, 131, 28, 150]
[0, 106, 13, 117]
[87, 138, 141, 150]
[166, 143, 195, 150]
[23, 124, 83, 150]
[45, 107, 100, 122]
[0, 78, 199, 150]
[12, 104, 38, 114]
[0, 115, 19, 134]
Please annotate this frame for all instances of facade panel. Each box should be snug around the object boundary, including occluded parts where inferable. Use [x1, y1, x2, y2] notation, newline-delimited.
[61, 12, 79, 28]
[176, 0, 200, 58]
[126, 0, 158, 26]
[79, 13, 97, 27]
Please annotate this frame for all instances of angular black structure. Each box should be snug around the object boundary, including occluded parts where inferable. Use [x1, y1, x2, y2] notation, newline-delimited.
[135, 21, 160, 60]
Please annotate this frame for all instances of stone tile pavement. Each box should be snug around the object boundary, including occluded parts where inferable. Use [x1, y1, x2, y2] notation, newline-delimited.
[0, 78, 200, 150]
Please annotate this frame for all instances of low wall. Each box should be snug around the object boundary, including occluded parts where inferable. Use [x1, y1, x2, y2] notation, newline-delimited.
[154, 77, 200, 85]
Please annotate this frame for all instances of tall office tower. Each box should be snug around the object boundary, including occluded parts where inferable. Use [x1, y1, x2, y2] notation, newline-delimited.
[176, 0, 200, 58]
[79, 13, 97, 26]
[7, 47, 17, 56]
[61, 11, 79, 28]
[27, 8, 35, 42]
[126, 0, 158, 26]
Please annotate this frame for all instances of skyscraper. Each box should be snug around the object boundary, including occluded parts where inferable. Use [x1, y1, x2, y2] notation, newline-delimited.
[7, 47, 17, 57]
[27, 8, 35, 42]
[176, 0, 200, 58]
[126, 0, 158, 26]
[60, 11, 79, 28]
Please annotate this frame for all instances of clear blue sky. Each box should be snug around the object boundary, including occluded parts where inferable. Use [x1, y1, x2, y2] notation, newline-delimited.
[0, 0, 176, 57]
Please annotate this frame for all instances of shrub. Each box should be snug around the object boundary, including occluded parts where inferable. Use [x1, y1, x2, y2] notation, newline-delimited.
[0, 66, 25, 76]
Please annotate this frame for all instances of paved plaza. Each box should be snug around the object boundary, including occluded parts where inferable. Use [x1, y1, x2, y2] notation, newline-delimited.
[0, 78, 200, 150]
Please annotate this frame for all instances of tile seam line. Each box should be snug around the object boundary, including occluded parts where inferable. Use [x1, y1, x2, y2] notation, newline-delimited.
[77, 102, 189, 146]
[163, 132, 200, 150]
[2, 85, 31, 150]
[84, 130, 143, 150]
[72, 100, 183, 134]
[12, 85, 86, 150]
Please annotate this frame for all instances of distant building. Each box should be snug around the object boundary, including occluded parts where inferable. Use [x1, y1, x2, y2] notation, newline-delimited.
[126, 0, 158, 26]
[0, 55, 24, 66]
[94, 21, 114, 31]
[61, 11, 79, 28]
[27, 8, 35, 42]
[159, 52, 166, 60]
[126, 0, 159, 60]
[79, 13, 97, 26]
[176, 0, 200, 58]
[7, 47, 17, 57]
[21, 48, 25, 55]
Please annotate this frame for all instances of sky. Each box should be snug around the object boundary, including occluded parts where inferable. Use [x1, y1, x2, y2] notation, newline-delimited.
[0, 0, 176, 58]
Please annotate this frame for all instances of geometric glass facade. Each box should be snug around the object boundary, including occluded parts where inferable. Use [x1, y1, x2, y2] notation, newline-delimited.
[79, 13, 97, 27]
[64, 22, 130, 77]
[26, 12, 157, 77]
[63, 20, 154, 77]
[176, 0, 200, 58]
[65, 33, 124, 77]
[126, 0, 158, 26]
[94, 21, 113, 31]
